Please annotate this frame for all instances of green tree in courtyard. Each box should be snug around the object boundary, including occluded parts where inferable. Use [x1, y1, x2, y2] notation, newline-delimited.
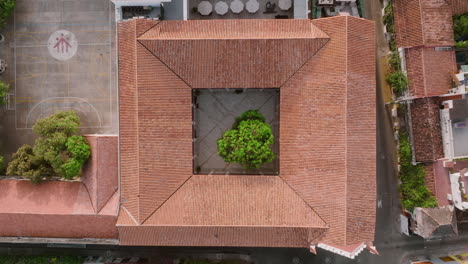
[217, 110, 275, 169]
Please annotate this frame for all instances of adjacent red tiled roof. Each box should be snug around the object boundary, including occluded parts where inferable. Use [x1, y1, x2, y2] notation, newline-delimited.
[424, 164, 437, 195]
[138, 20, 329, 89]
[447, 0, 468, 15]
[405, 47, 457, 98]
[410, 97, 444, 162]
[117, 17, 376, 249]
[394, 0, 454, 48]
[0, 135, 119, 238]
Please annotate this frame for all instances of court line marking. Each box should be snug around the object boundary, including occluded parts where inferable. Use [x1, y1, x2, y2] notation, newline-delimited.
[15, 43, 110, 48]
[14, 4, 115, 131]
[25, 97, 103, 129]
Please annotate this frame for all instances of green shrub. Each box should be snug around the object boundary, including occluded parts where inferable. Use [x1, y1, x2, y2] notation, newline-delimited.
[453, 13, 468, 40]
[0, 0, 15, 29]
[0, 80, 9, 105]
[0, 256, 84, 264]
[32, 110, 80, 137]
[218, 111, 274, 169]
[389, 51, 401, 71]
[60, 135, 91, 179]
[399, 132, 438, 211]
[231, 109, 265, 129]
[456, 40, 468, 48]
[0, 155, 5, 174]
[7, 111, 90, 182]
[6, 144, 54, 183]
[386, 71, 408, 97]
[383, 2, 393, 28]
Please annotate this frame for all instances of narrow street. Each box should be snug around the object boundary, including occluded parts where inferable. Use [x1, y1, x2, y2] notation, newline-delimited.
[360, 1, 468, 263]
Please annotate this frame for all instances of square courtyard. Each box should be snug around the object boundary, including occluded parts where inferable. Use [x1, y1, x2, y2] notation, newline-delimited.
[193, 89, 279, 175]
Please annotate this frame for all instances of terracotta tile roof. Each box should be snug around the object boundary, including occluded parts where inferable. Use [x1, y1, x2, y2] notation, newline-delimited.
[405, 47, 457, 98]
[424, 164, 437, 195]
[138, 19, 330, 40]
[144, 175, 328, 228]
[394, 0, 454, 48]
[118, 226, 326, 247]
[0, 136, 119, 238]
[447, 0, 468, 15]
[118, 19, 191, 224]
[82, 135, 119, 212]
[117, 17, 376, 249]
[138, 19, 329, 89]
[410, 97, 444, 162]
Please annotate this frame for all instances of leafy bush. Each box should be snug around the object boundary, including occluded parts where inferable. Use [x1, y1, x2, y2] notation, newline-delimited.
[0, 256, 84, 264]
[383, 2, 394, 35]
[386, 71, 408, 98]
[6, 144, 54, 183]
[0, 0, 15, 29]
[0, 80, 9, 105]
[456, 40, 468, 48]
[453, 13, 468, 41]
[218, 110, 274, 169]
[399, 132, 438, 211]
[231, 109, 265, 129]
[389, 51, 401, 70]
[33, 110, 80, 137]
[7, 111, 91, 182]
[60, 135, 91, 179]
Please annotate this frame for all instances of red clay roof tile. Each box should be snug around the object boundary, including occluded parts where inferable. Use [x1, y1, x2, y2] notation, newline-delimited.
[118, 17, 376, 249]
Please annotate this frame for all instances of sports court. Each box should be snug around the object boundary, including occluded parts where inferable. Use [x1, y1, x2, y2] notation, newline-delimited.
[12, 0, 117, 131]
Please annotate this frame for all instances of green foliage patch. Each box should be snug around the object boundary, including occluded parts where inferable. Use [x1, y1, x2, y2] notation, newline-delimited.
[0, 80, 9, 106]
[386, 71, 408, 98]
[454, 13, 468, 40]
[399, 131, 438, 211]
[383, 2, 409, 98]
[7, 111, 91, 182]
[218, 110, 275, 169]
[0, 0, 15, 29]
[0, 256, 84, 264]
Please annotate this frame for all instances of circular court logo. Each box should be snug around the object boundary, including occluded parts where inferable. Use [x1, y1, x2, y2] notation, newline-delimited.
[47, 30, 78, 61]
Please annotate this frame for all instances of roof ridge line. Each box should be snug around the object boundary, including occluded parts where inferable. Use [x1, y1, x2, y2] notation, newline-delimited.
[120, 205, 139, 226]
[278, 176, 329, 229]
[135, 20, 141, 225]
[344, 15, 349, 246]
[80, 180, 96, 214]
[137, 40, 193, 89]
[96, 188, 118, 215]
[136, 20, 160, 38]
[137, 37, 330, 40]
[277, 37, 330, 89]
[130, 223, 330, 228]
[140, 175, 194, 225]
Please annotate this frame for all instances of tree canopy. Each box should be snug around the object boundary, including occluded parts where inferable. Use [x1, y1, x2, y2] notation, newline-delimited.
[7, 111, 91, 182]
[217, 110, 275, 169]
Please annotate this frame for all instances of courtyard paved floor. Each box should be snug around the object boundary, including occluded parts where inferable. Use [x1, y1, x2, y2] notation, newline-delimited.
[194, 89, 279, 175]
[0, 0, 117, 156]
